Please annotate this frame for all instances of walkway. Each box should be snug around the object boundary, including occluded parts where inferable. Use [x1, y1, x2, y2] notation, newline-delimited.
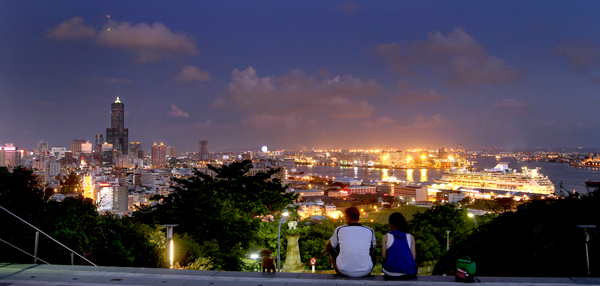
[1, 264, 600, 286]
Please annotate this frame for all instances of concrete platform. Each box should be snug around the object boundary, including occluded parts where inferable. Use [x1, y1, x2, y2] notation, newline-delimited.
[1, 264, 599, 286]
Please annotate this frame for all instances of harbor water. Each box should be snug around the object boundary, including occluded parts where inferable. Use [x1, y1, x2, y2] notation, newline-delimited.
[291, 157, 600, 195]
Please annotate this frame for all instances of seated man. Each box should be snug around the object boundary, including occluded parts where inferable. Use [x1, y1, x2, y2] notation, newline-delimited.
[326, 207, 376, 277]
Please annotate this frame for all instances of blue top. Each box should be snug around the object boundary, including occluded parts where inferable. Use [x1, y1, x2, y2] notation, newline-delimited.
[382, 230, 418, 276]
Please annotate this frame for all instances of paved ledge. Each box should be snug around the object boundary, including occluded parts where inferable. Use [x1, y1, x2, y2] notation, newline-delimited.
[1, 264, 599, 286]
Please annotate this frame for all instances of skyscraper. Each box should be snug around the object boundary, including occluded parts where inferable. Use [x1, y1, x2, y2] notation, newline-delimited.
[106, 97, 129, 157]
[152, 142, 166, 168]
[37, 141, 48, 157]
[71, 139, 86, 155]
[130, 142, 142, 159]
[200, 139, 208, 160]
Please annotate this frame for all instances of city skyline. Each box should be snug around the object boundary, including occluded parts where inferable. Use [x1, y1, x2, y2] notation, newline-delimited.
[2, 1, 600, 152]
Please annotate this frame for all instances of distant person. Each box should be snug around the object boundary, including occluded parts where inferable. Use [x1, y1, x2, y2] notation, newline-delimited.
[381, 212, 417, 278]
[325, 207, 376, 277]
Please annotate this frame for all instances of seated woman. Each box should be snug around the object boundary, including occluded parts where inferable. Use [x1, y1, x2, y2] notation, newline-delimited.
[381, 212, 417, 278]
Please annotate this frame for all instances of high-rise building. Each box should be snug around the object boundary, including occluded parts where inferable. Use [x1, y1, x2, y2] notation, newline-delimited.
[37, 141, 48, 157]
[71, 139, 87, 155]
[102, 142, 114, 167]
[151, 142, 166, 168]
[200, 139, 208, 160]
[106, 97, 129, 157]
[1, 144, 22, 167]
[130, 142, 142, 159]
[166, 145, 177, 158]
[95, 134, 104, 146]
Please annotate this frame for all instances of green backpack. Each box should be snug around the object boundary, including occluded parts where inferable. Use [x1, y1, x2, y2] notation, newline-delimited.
[455, 256, 476, 283]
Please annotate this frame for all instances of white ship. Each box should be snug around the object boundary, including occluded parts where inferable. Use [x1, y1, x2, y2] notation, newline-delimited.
[436, 162, 555, 195]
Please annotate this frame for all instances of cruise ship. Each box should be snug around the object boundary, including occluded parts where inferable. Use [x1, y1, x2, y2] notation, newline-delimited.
[436, 162, 555, 195]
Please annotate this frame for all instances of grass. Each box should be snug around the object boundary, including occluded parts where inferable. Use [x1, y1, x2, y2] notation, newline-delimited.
[360, 205, 429, 224]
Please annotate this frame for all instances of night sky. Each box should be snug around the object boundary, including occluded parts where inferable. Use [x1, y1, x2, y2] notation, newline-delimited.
[2, 1, 600, 152]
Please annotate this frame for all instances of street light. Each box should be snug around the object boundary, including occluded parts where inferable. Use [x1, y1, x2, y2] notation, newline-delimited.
[277, 209, 290, 272]
[577, 225, 596, 276]
[161, 224, 178, 268]
[468, 213, 478, 228]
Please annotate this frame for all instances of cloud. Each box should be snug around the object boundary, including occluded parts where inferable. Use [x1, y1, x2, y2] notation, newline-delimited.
[45, 17, 96, 41]
[97, 20, 198, 62]
[373, 28, 522, 87]
[167, 105, 189, 118]
[173, 65, 212, 83]
[554, 38, 600, 72]
[214, 67, 384, 128]
[406, 113, 446, 130]
[47, 17, 197, 63]
[87, 75, 134, 84]
[363, 116, 397, 127]
[335, 2, 359, 15]
[392, 80, 444, 105]
[493, 98, 530, 114]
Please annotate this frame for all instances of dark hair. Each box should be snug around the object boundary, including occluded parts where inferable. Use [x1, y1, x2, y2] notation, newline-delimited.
[389, 212, 409, 233]
[345, 207, 360, 221]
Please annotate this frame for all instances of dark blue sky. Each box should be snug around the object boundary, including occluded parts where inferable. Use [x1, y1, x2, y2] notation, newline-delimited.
[2, 1, 600, 152]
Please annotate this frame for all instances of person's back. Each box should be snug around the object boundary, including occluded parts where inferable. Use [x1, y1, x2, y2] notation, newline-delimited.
[326, 207, 376, 277]
[331, 223, 375, 277]
[382, 212, 417, 278]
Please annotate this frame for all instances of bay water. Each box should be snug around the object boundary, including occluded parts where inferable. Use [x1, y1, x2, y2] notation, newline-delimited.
[291, 157, 600, 195]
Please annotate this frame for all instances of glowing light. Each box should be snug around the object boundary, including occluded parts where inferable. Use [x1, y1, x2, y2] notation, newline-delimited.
[170, 239, 174, 267]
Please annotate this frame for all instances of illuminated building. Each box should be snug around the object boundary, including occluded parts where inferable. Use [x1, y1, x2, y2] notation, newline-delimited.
[82, 173, 94, 200]
[199, 139, 208, 160]
[101, 143, 113, 167]
[70, 139, 86, 156]
[51, 146, 66, 159]
[151, 142, 167, 168]
[1, 143, 22, 167]
[130, 142, 142, 159]
[165, 145, 177, 158]
[97, 183, 128, 214]
[37, 141, 48, 157]
[345, 186, 376, 195]
[106, 97, 129, 157]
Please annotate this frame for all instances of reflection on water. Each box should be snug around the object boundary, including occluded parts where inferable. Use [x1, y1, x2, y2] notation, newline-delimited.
[382, 168, 389, 181]
[406, 169, 414, 182]
[420, 168, 427, 182]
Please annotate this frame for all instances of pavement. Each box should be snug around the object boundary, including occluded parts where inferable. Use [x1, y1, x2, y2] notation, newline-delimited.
[1, 264, 600, 286]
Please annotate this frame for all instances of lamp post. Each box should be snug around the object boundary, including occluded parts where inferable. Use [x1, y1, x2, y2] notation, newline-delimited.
[277, 209, 290, 272]
[577, 225, 596, 276]
[161, 224, 178, 268]
[468, 213, 478, 228]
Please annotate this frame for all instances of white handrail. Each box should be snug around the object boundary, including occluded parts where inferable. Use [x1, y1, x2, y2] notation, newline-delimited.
[0, 238, 50, 265]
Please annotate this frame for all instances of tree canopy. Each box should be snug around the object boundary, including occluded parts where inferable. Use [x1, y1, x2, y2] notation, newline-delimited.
[434, 191, 600, 277]
[134, 160, 298, 270]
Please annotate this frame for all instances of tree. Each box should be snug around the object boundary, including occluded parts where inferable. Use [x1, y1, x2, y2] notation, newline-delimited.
[433, 190, 600, 277]
[134, 160, 298, 270]
[0, 167, 160, 267]
[60, 172, 82, 194]
[409, 203, 475, 264]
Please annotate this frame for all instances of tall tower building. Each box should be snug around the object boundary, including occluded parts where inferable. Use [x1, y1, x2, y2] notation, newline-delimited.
[152, 142, 166, 168]
[106, 97, 129, 157]
[200, 139, 208, 160]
